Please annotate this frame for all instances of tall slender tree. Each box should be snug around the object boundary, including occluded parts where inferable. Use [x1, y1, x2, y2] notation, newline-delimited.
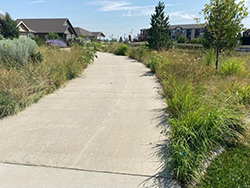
[148, 1, 170, 51]
[201, 0, 248, 72]
[0, 12, 19, 39]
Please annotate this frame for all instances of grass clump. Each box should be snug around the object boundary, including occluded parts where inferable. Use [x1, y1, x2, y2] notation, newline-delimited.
[114, 43, 128, 55]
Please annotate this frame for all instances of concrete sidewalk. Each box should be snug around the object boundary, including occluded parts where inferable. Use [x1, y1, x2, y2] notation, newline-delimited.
[0, 52, 179, 187]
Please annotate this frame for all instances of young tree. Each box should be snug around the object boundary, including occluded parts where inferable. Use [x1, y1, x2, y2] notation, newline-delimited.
[201, 0, 248, 71]
[147, 1, 170, 51]
[0, 12, 19, 39]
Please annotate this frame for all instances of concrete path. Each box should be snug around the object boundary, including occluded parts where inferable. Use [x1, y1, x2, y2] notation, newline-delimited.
[0, 52, 177, 187]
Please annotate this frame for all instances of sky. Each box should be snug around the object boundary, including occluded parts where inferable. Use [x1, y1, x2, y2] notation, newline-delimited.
[1, 0, 250, 40]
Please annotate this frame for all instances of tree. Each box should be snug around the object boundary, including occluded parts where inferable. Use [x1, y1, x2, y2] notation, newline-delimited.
[147, 1, 170, 51]
[0, 12, 19, 39]
[201, 0, 248, 71]
[48, 32, 59, 40]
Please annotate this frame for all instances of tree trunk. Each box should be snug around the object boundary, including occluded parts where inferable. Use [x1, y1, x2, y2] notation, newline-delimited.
[216, 41, 220, 73]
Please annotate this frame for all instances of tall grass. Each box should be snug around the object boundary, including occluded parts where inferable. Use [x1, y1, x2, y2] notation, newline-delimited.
[0, 45, 94, 118]
[102, 43, 250, 186]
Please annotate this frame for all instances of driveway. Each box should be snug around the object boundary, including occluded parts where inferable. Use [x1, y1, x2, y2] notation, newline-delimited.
[0, 52, 177, 187]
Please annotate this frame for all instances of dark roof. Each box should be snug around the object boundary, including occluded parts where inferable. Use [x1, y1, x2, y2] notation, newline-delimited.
[92, 32, 105, 38]
[74, 27, 94, 37]
[169, 23, 206, 30]
[0, 13, 5, 19]
[16, 18, 76, 35]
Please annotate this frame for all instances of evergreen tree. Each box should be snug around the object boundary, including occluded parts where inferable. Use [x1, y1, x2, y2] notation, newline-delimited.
[0, 12, 19, 39]
[147, 1, 170, 51]
[201, 0, 248, 71]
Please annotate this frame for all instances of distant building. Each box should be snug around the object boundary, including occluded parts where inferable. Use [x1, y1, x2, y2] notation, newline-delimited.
[169, 24, 206, 40]
[74, 27, 105, 41]
[16, 18, 77, 42]
[140, 23, 206, 41]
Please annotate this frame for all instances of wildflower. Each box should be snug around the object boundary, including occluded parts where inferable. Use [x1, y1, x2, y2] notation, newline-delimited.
[181, 151, 184, 156]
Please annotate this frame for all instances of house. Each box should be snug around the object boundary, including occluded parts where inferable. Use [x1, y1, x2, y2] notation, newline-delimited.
[140, 23, 206, 41]
[169, 24, 206, 40]
[16, 18, 77, 42]
[74, 27, 105, 41]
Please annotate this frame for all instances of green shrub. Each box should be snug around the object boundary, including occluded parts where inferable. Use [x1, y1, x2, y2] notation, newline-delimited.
[177, 35, 187, 43]
[149, 53, 167, 72]
[48, 32, 59, 40]
[114, 43, 128, 55]
[33, 36, 44, 46]
[0, 92, 17, 119]
[0, 37, 39, 66]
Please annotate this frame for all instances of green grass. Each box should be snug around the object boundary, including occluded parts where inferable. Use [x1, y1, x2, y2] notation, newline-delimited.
[196, 145, 250, 188]
[101, 43, 250, 187]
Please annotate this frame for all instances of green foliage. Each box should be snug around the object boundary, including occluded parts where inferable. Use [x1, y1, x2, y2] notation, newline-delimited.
[33, 36, 44, 46]
[196, 145, 250, 188]
[201, 0, 248, 71]
[203, 48, 215, 66]
[176, 35, 187, 44]
[114, 43, 128, 55]
[0, 37, 39, 66]
[148, 1, 171, 51]
[47, 32, 59, 40]
[149, 52, 166, 72]
[220, 59, 244, 75]
[0, 12, 20, 39]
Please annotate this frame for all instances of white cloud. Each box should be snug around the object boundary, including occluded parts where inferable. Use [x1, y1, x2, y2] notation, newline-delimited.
[0, 10, 3, 14]
[169, 11, 197, 21]
[30, 1, 45, 4]
[90, 1, 176, 17]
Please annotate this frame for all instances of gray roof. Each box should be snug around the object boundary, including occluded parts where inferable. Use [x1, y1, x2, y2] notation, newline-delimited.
[16, 18, 76, 35]
[92, 32, 105, 37]
[169, 23, 206, 30]
[74, 27, 94, 37]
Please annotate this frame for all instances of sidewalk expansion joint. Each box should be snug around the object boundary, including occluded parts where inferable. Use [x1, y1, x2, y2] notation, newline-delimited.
[0, 161, 152, 178]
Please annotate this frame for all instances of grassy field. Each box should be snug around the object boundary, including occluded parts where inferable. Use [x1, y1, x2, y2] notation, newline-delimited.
[0, 45, 95, 119]
[99, 43, 250, 187]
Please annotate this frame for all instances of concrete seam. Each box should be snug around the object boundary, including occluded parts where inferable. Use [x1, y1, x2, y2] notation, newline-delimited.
[0, 161, 152, 178]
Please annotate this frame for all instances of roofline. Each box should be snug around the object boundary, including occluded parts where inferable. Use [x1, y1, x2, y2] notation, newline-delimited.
[16, 21, 36, 33]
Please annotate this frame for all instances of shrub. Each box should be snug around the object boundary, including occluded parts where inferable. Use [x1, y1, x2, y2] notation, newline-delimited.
[203, 48, 215, 66]
[0, 37, 38, 66]
[114, 43, 128, 55]
[47, 32, 59, 40]
[45, 39, 67, 48]
[149, 52, 167, 73]
[177, 35, 187, 43]
[33, 36, 44, 46]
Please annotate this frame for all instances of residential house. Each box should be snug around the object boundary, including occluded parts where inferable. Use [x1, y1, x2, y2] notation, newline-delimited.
[74, 27, 105, 41]
[16, 18, 77, 42]
[169, 24, 206, 40]
[140, 23, 206, 41]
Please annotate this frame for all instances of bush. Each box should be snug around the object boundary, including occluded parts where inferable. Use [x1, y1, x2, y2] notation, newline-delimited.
[45, 39, 67, 48]
[203, 48, 215, 66]
[33, 36, 44, 46]
[0, 37, 39, 66]
[177, 35, 187, 43]
[47, 32, 59, 40]
[114, 43, 128, 55]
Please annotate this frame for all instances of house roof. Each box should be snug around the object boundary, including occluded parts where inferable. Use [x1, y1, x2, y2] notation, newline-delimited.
[92, 32, 105, 38]
[17, 21, 36, 33]
[74, 27, 94, 37]
[169, 23, 206, 30]
[16, 18, 77, 35]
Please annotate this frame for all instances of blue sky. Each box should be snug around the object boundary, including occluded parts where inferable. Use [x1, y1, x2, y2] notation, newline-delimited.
[1, 0, 250, 39]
